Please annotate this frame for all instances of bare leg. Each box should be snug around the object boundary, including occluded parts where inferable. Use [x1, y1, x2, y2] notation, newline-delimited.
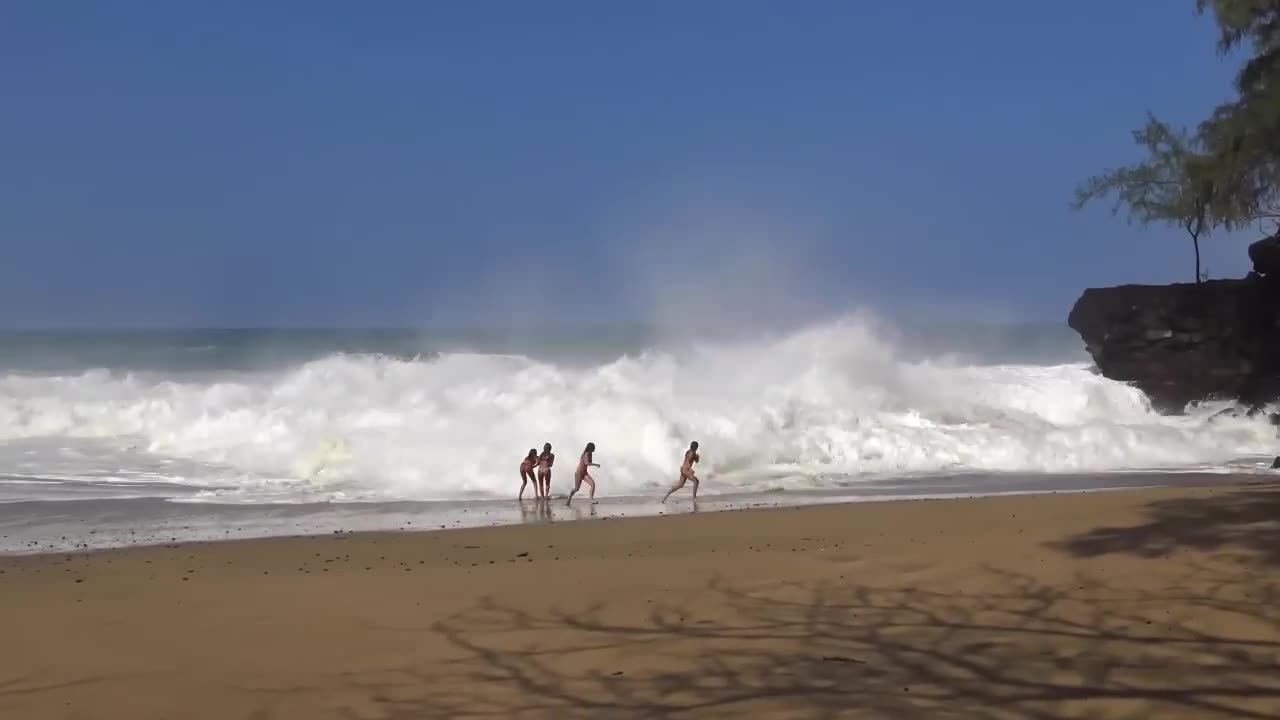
[519, 471, 530, 501]
[690, 474, 699, 499]
[567, 474, 583, 506]
[661, 476, 686, 503]
[584, 473, 596, 502]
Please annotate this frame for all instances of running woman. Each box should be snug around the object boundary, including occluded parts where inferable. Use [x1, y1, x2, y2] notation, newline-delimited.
[661, 441, 701, 503]
[567, 442, 600, 506]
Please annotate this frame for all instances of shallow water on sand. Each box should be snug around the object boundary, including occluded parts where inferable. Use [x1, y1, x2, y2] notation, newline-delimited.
[0, 470, 1262, 555]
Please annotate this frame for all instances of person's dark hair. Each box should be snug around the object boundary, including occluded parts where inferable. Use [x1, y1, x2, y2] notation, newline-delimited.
[585, 442, 596, 453]
[543, 443, 552, 452]
[690, 441, 699, 450]
[527, 448, 537, 458]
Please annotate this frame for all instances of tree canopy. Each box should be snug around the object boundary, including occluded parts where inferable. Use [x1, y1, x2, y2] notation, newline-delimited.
[1195, 0, 1280, 225]
[1072, 117, 1213, 281]
[1074, 1, 1280, 280]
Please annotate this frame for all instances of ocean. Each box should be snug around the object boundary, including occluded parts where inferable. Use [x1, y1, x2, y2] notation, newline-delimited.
[1, 315, 1275, 553]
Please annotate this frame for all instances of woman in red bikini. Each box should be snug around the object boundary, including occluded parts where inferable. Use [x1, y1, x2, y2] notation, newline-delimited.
[536, 443, 555, 499]
[518, 448, 538, 500]
[566, 442, 599, 506]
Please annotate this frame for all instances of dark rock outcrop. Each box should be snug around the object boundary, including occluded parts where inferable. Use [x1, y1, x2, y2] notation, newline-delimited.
[1067, 275, 1280, 414]
[1249, 233, 1280, 276]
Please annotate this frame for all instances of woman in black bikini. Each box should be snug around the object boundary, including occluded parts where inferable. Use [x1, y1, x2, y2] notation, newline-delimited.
[566, 442, 599, 506]
[662, 441, 700, 503]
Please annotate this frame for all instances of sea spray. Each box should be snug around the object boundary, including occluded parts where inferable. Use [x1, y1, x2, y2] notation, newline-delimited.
[0, 317, 1275, 503]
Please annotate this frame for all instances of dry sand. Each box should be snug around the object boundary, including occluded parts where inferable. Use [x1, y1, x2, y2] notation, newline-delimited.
[2, 484, 1279, 719]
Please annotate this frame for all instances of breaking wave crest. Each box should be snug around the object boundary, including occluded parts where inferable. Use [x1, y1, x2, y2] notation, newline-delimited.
[0, 318, 1274, 502]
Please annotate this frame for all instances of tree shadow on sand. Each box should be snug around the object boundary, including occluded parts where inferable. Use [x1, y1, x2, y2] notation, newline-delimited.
[1052, 483, 1280, 566]
[263, 562, 1280, 720]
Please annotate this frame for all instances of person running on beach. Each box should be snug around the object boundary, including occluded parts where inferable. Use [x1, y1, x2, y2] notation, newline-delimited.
[518, 448, 538, 500]
[662, 441, 700, 503]
[566, 442, 600, 506]
[536, 443, 555, 498]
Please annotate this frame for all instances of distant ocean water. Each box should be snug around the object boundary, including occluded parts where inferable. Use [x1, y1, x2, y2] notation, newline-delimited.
[0, 316, 1274, 552]
[0, 319, 1085, 375]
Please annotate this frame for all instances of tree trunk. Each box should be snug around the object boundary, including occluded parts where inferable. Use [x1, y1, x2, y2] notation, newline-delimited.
[1185, 205, 1206, 284]
[1194, 233, 1201, 283]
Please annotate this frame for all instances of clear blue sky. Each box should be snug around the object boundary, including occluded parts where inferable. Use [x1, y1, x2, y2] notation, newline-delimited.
[0, 1, 1256, 329]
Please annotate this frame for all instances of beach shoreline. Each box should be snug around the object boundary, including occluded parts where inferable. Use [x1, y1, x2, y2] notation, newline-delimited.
[2, 481, 1279, 719]
[0, 469, 1263, 556]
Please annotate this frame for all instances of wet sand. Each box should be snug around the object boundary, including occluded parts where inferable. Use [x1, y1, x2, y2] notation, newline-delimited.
[0, 470, 1246, 555]
[2, 482, 1279, 719]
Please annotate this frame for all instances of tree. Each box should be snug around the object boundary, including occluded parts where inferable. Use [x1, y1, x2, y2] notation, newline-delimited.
[1193, 0, 1280, 230]
[1072, 116, 1216, 283]
[1075, 2, 1280, 278]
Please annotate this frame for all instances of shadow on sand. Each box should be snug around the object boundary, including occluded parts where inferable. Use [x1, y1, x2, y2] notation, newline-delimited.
[260, 567, 1280, 719]
[223, 485, 1280, 719]
[1053, 482, 1280, 567]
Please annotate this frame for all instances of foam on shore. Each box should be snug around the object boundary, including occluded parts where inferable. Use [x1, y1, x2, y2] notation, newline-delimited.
[0, 470, 1253, 555]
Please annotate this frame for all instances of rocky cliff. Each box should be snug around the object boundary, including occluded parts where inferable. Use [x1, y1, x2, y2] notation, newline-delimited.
[1067, 236, 1280, 414]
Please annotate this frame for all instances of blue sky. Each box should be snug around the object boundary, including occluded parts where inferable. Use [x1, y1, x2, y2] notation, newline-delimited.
[0, 1, 1258, 328]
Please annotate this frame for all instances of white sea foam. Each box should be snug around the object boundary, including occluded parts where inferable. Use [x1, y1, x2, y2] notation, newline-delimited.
[0, 317, 1275, 503]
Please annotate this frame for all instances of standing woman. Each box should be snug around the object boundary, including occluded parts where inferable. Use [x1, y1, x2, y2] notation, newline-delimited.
[518, 448, 538, 500]
[536, 443, 555, 498]
[567, 442, 600, 506]
[662, 441, 701, 503]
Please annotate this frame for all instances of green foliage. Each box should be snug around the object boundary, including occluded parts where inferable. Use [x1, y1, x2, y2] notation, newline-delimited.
[1073, 117, 1212, 281]
[1074, 1, 1280, 280]
[1072, 117, 1209, 229]
[1194, 0, 1280, 225]
[1195, 1, 1280, 61]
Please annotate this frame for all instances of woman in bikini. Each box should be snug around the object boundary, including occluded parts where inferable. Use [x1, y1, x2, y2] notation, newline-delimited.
[662, 441, 700, 503]
[536, 443, 555, 498]
[518, 448, 538, 500]
[566, 442, 599, 506]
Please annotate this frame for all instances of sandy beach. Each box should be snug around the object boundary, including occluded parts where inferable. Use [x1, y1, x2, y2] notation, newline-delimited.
[2, 483, 1279, 719]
